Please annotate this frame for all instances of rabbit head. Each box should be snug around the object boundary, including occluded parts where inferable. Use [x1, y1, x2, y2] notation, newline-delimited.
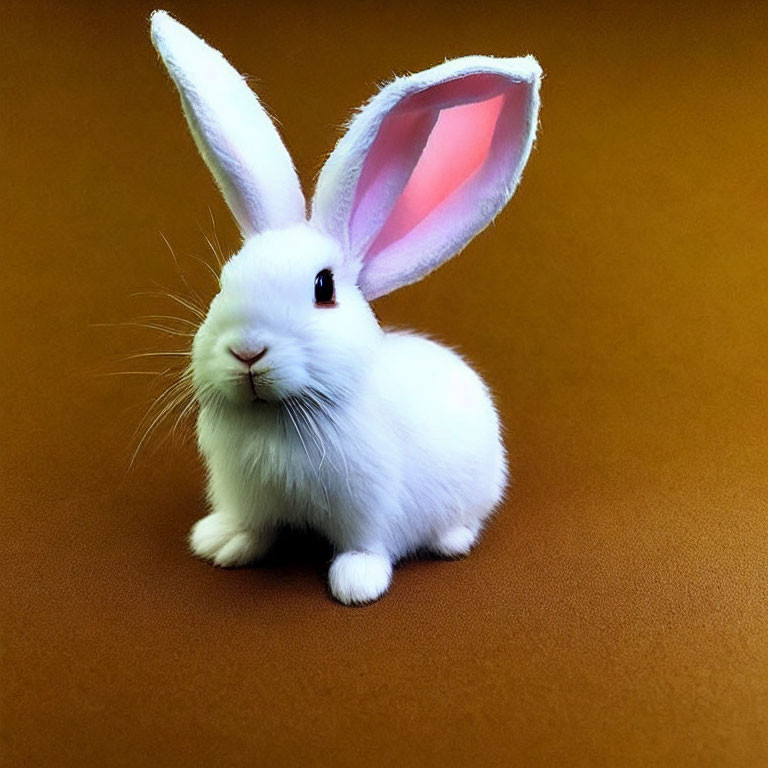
[150, 11, 541, 406]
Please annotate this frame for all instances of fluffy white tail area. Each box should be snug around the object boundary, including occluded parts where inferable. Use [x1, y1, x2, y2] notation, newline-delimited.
[328, 551, 393, 605]
[189, 512, 274, 567]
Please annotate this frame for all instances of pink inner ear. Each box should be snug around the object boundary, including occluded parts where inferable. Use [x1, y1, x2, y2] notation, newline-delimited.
[348, 73, 530, 264]
[368, 94, 504, 255]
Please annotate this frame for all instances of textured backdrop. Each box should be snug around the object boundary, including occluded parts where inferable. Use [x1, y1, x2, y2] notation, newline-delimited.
[2, 1, 768, 765]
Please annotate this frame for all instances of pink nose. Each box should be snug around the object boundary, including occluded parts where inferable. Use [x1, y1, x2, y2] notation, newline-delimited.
[230, 346, 268, 366]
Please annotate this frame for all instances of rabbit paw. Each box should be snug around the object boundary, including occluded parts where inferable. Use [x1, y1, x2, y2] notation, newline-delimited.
[189, 512, 273, 567]
[328, 551, 392, 605]
[432, 524, 479, 558]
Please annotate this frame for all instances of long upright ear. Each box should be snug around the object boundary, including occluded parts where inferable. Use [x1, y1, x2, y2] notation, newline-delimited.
[150, 11, 306, 237]
[311, 56, 541, 300]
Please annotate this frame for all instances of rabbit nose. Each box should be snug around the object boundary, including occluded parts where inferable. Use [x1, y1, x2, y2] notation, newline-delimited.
[230, 346, 268, 366]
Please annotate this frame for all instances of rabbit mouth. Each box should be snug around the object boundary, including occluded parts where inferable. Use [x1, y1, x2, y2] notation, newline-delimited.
[246, 370, 281, 404]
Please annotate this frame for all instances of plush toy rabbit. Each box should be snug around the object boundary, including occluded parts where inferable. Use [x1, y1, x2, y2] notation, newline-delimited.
[150, 11, 541, 604]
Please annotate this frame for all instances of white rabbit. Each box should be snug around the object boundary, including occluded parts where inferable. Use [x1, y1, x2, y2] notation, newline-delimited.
[150, 11, 542, 604]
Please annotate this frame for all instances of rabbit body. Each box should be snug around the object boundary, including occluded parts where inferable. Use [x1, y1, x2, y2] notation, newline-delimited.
[194, 329, 505, 603]
[189, 226, 505, 604]
[196, 330, 505, 555]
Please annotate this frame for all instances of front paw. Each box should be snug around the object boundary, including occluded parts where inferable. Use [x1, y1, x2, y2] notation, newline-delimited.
[328, 551, 393, 605]
[189, 512, 273, 567]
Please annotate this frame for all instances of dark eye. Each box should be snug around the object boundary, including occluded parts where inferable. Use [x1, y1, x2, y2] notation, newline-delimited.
[314, 269, 336, 306]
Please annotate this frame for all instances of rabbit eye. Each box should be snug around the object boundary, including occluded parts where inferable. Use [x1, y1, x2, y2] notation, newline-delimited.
[314, 269, 336, 306]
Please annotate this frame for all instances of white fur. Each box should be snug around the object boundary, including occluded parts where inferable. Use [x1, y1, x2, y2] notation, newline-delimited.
[329, 552, 393, 605]
[149, 13, 542, 604]
[188, 226, 506, 603]
[150, 11, 305, 235]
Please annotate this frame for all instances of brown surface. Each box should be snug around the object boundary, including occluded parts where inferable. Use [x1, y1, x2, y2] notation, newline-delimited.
[2, 1, 768, 765]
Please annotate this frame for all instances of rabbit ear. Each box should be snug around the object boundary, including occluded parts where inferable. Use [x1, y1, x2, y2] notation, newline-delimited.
[311, 56, 541, 299]
[150, 11, 305, 236]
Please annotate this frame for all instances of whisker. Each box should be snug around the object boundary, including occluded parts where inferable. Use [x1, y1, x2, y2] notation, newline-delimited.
[191, 253, 220, 285]
[142, 314, 199, 328]
[120, 351, 191, 361]
[128, 377, 196, 470]
[169, 393, 199, 440]
[93, 321, 194, 338]
[208, 207, 226, 267]
[283, 400, 313, 469]
[300, 388, 353, 497]
[153, 282, 207, 319]
[132, 290, 206, 321]
[159, 232, 207, 310]
[98, 369, 173, 377]
[199, 227, 225, 269]
[292, 397, 328, 472]
[284, 398, 333, 512]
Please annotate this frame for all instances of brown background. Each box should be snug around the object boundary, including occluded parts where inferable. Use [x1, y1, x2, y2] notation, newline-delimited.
[2, 0, 768, 765]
